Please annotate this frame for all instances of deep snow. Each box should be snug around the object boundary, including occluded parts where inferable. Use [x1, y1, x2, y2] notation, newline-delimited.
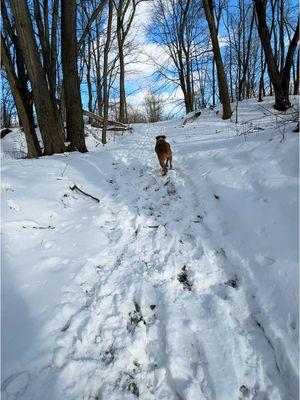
[1, 97, 299, 399]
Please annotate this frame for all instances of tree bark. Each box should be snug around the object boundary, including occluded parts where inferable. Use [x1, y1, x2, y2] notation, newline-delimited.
[116, 0, 127, 123]
[254, 0, 298, 111]
[180, 0, 194, 112]
[102, 0, 114, 144]
[85, 33, 94, 121]
[9, 0, 65, 155]
[281, 19, 299, 97]
[77, 0, 108, 51]
[33, 0, 64, 133]
[238, 8, 255, 100]
[278, 0, 285, 72]
[1, 34, 42, 157]
[114, 0, 138, 122]
[61, 0, 87, 152]
[2, 0, 35, 134]
[203, 0, 232, 119]
[294, 48, 299, 95]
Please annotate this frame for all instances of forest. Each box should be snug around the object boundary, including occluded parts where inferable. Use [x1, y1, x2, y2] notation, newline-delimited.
[1, 0, 299, 157]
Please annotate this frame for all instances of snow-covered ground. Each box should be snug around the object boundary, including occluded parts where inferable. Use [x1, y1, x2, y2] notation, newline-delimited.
[1, 98, 299, 399]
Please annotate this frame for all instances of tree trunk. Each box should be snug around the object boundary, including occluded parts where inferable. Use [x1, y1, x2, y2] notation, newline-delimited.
[61, 0, 87, 152]
[1, 34, 42, 157]
[281, 19, 299, 97]
[254, 0, 298, 111]
[9, 0, 65, 155]
[118, 44, 127, 123]
[278, 0, 285, 72]
[95, 18, 103, 116]
[203, 0, 232, 119]
[2, 0, 36, 136]
[180, 0, 194, 112]
[212, 59, 216, 105]
[33, 0, 64, 134]
[102, 0, 113, 145]
[258, 47, 267, 102]
[294, 48, 299, 95]
[238, 8, 255, 100]
[85, 34, 93, 122]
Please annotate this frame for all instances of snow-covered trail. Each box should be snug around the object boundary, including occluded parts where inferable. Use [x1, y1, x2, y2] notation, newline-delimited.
[2, 99, 299, 399]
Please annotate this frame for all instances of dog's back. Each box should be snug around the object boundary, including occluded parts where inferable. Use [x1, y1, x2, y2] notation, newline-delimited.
[155, 140, 171, 157]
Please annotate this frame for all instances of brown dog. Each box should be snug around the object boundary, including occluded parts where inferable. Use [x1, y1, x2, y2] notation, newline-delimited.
[155, 135, 173, 176]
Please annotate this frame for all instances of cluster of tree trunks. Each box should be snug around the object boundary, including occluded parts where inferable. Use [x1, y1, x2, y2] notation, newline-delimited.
[254, 0, 299, 111]
[9, 0, 66, 155]
[2, 0, 89, 157]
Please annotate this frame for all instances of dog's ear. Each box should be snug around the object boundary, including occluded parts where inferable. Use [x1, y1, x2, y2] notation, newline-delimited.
[162, 135, 166, 139]
[155, 136, 160, 140]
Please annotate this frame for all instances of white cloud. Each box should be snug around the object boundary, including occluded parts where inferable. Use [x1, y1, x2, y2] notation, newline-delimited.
[127, 85, 185, 116]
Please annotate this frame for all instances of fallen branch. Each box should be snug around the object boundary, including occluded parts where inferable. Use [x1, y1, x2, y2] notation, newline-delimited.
[107, 126, 133, 132]
[70, 184, 100, 203]
[83, 109, 127, 129]
[148, 223, 167, 228]
[22, 225, 55, 229]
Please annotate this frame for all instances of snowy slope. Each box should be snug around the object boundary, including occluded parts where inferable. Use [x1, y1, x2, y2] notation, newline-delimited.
[1, 98, 299, 399]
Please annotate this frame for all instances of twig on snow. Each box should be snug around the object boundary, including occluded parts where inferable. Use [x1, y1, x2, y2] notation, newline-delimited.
[22, 225, 55, 229]
[70, 184, 100, 203]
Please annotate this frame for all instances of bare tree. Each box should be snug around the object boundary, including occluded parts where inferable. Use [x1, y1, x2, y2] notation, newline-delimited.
[9, 0, 65, 155]
[2, 1, 37, 135]
[254, 0, 299, 110]
[0, 75, 15, 128]
[102, 0, 114, 144]
[78, 0, 108, 50]
[1, 34, 42, 157]
[145, 90, 164, 122]
[61, 0, 87, 152]
[203, 0, 232, 119]
[150, 0, 205, 114]
[33, 0, 59, 99]
[113, 0, 145, 122]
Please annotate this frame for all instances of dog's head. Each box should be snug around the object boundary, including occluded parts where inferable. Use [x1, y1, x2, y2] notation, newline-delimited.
[156, 135, 166, 142]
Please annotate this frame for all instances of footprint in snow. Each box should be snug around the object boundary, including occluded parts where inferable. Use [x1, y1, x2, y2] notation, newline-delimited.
[100, 346, 115, 365]
[41, 240, 55, 249]
[287, 313, 297, 332]
[224, 276, 240, 289]
[254, 254, 275, 267]
[127, 302, 146, 333]
[7, 199, 20, 211]
[214, 247, 227, 258]
[177, 265, 192, 291]
[118, 372, 139, 397]
[165, 181, 177, 196]
[1, 371, 30, 397]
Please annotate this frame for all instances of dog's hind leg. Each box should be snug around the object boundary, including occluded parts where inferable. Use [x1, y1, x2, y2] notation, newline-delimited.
[159, 158, 168, 176]
[169, 155, 173, 170]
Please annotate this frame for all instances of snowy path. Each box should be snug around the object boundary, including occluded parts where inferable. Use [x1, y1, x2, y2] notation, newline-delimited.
[2, 100, 299, 399]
